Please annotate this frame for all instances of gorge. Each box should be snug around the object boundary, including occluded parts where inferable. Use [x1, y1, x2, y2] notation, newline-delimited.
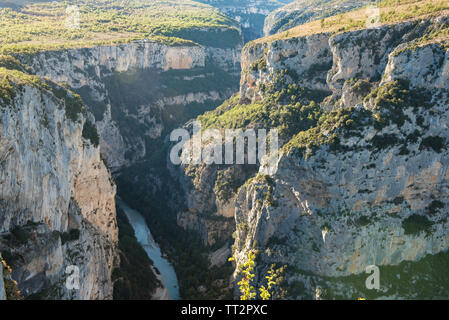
[1, 0, 449, 300]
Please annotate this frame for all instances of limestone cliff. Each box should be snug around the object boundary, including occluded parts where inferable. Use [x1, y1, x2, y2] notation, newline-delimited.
[172, 12, 449, 299]
[232, 14, 449, 299]
[0, 75, 118, 299]
[20, 40, 242, 172]
[7, 30, 242, 300]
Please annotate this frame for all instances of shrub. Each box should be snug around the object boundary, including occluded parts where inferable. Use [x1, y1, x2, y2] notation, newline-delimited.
[351, 79, 372, 96]
[60, 229, 81, 245]
[370, 133, 399, 150]
[250, 57, 267, 72]
[419, 136, 445, 153]
[355, 216, 371, 227]
[426, 200, 444, 215]
[11, 227, 31, 244]
[402, 214, 433, 235]
[366, 79, 431, 128]
[82, 120, 100, 147]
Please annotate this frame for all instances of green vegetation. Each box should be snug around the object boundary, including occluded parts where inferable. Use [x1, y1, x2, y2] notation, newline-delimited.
[370, 133, 399, 149]
[349, 79, 372, 97]
[60, 229, 80, 245]
[0, 54, 29, 72]
[319, 249, 449, 299]
[229, 250, 285, 300]
[113, 207, 161, 300]
[0, 67, 49, 104]
[214, 168, 241, 202]
[200, 98, 322, 140]
[0, 0, 241, 55]
[10, 226, 32, 244]
[50, 84, 87, 122]
[379, 0, 448, 23]
[419, 136, 445, 153]
[198, 76, 325, 142]
[399, 19, 449, 51]
[82, 120, 100, 147]
[366, 79, 431, 129]
[48, 228, 81, 246]
[1, 259, 23, 300]
[250, 57, 268, 72]
[283, 79, 438, 159]
[266, 0, 375, 36]
[402, 214, 433, 235]
[355, 215, 371, 227]
[0, 64, 100, 151]
[0, 65, 91, 127]
[283, 107, 358, 158]
[426, 200, 445, 215]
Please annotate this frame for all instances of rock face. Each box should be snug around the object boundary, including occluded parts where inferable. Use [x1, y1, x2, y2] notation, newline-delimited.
[240, 33, 333, 102]
[197, 0, 293, 42]
[241, 16, 447, 104]
[264, 0, 374, 36]
[173, 160, 256, 246]
[0, 254, 5, 300]
[21, 40, 242, 172]
[6, 29, 242, 299]
[0, 80, 118, 299]
[203, 14, 449, 299]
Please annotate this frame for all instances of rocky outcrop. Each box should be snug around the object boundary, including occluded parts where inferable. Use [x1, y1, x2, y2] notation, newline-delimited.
[0, 80, 118, 299]
[383, 42, 449, 90]
[241, 16, 445, 104]
[223, 14, 449, 299]
[20, 40, 242, 172]
[264, 0, 374, 36]
[240, 33, 332, 102]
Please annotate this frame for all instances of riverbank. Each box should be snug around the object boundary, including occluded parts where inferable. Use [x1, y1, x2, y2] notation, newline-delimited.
[117, 200, 180, 300]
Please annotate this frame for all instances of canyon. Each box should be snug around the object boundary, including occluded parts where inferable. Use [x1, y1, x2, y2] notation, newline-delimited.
[1, 0, 449, 300]
[196, 0, 294, 42]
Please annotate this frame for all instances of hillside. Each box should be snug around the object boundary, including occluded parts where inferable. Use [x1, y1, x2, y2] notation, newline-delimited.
[0, 0, 243, 300]
[0, 0, 241, 54]
[264, 0, 376, 36]
[258, 0, 449, 43]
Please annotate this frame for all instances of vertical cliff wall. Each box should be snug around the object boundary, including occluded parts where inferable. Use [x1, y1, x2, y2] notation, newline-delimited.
[169, 12, 449, 299]
[231, 14, 449, 299]
[20, 40, 242, 172]
[0, 73, 118, 299]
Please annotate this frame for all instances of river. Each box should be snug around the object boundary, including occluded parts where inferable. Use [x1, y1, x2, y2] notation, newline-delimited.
[118, 200, 180, 300]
